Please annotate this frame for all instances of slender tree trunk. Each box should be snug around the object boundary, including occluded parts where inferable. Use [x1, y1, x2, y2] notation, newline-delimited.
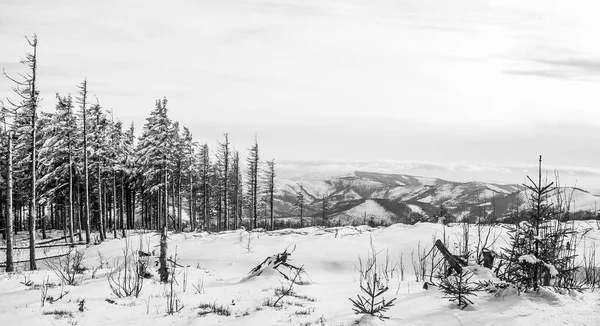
[120, 173, 125, 237]
[171, 173, 176, 231]
[6, 132, 15, 272]
[29, 40, 38, 270]
[41, 205, 46, 240]
[68, 142, 74, 243]
[76, 179, 83, 242]
[159, 161, 168, 282]
[81, 80, 91, 244]
[131, 185, 135, 230]
[112, 171, 117, 238]
[98, 163, 105, 241]
[103, 179, 108, 238]
[178, 169, 182, 231]
[189, 171, 193, 231]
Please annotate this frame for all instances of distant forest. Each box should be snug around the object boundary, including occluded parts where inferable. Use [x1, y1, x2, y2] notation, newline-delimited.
[0, 36, 277, 268]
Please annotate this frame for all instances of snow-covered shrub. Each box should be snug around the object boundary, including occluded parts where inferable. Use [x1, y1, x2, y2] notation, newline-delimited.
[349, 237, 397, 320]
[438, 271, 478, 309]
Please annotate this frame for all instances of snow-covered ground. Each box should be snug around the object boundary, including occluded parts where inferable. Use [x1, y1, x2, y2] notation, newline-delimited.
[1, 222, 600, 325]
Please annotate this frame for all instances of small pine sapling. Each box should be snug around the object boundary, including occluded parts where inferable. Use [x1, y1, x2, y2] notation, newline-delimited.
[349, 237, 397, 320]
[439, 271, 478, 309]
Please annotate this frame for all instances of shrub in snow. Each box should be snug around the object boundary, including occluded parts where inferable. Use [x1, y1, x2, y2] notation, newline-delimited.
[349, 237, 397, 320]
[43, 248, 86, 286]
[107, 239, 144, 298]
[438, 271, 478, 309]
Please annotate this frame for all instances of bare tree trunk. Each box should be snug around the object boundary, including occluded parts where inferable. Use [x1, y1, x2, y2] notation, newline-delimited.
[189, 171, 193, 231]
[79, 80, 91, 244]
[178, 170, 182, 231]
[28, 36, 39, 271]
[159, 161, 169, 282]
[120, 173, 125, 237]
[6, 131, 14, 272]
[171, 173, 176, 230]
[68, 141, 74, 243]
[76, 179, 83, 242]
[98, 163, 105, 241]
[112, 171, 117, 238]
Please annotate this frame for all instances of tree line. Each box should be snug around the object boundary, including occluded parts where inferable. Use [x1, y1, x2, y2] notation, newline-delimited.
[0, 35, 278, 271]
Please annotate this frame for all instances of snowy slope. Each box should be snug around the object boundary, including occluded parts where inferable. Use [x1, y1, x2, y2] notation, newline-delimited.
[332, 199, 396, 225]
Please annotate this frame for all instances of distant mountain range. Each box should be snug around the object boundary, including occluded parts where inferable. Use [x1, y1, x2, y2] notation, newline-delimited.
[273, 171, 600, 224]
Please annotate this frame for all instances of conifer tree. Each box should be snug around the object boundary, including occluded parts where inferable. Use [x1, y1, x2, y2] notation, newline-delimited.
[217, 133, 230, 230]
[322, 195, 330, 227]
[294, 184, 305, 228]
[246, 136, 259, 229]
[230, 151, 242, 229]
[76, 80, 92, 243]
[198, 143, 211, 230]
[262, 159, 276, 230]
[4, 34, 40, 270]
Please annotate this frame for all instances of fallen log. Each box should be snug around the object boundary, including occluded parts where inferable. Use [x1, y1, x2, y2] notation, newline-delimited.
[242, 245, 310, 285]
[36, 232, 81, 245]
[433, 239, 467, 276]
[0, 252, 70, 267]
[0, 241, 87, 250]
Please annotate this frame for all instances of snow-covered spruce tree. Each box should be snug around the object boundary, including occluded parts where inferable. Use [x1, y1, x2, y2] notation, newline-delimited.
[498, 156, 579, 292]
[180, 126, 196, 231]
[198, 143, 211, 230]
[321, 194, 330, 227]
[229, 150, 242, 230]
[216, 133, 230, 231]
[89, 102, 109, 241]
[4, 34, 40, 270]
[246, 135, 259, 229]
[76, 79, 92, 244]
[261, 159, 276, 230]
[35, 111, 56, 239]
[438, 271, 478, 309]
[106, 117, 129, 238]
[293, 184, 305, 228]
[36, 94, 77, 243]
[135, 98, 173, 282]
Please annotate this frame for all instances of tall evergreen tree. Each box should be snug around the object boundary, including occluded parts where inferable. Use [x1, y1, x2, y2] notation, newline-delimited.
[294, 184, 305, 228]
[4, 34, 40, 270]
[246, 136, 259, 229]
[198, 143, 211, 230]
[217, 133, 230, 230]
[230, 151, 242, 230]
[262, 159, 276, 230]
[76, 80, 92, 244]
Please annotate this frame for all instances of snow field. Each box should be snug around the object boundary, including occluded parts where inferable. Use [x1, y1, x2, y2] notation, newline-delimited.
[0, 222, 599, 325]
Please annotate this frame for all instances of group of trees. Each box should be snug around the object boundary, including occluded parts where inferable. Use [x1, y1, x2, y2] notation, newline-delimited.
[0, 35, 279, 272]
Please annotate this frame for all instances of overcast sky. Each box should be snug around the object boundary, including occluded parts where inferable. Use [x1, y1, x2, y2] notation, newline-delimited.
[1, 0, 599, 187]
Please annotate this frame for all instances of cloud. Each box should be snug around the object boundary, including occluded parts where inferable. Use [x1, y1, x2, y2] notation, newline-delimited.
[505, 57, 600, 80]
[277, 159, 600, 188]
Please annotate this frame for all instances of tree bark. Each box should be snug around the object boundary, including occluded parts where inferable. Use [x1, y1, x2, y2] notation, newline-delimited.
[5, 132, 15, 272]
[80, 80, 91, 244]
[28, 36, 39, 271]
